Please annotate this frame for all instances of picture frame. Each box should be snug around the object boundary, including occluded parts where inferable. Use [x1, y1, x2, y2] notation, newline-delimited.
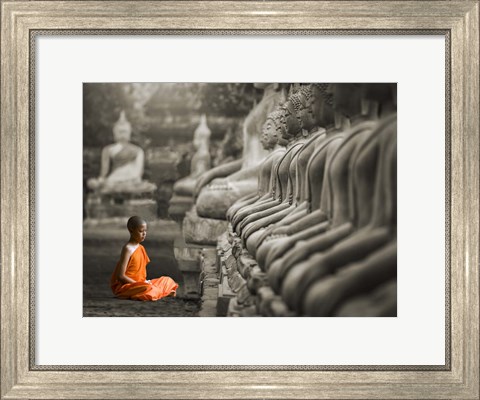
[1, 1, 478, 399]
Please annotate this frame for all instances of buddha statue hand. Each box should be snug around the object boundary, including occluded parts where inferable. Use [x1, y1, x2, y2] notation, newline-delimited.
[193, 159, 243, 198]
[207, 179, 233, 191]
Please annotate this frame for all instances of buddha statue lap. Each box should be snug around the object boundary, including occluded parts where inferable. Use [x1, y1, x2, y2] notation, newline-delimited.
[85, 111, 157, 220]
[194, 83, 286, 220]
[172, 114, 211, 196]
[168, 115, 211, 220]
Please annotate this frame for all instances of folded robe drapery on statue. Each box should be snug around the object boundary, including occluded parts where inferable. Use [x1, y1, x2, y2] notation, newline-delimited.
[111, 244, 178, 301]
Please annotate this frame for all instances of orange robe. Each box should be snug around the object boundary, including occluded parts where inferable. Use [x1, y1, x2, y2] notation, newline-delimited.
[111, 244, 178, 301]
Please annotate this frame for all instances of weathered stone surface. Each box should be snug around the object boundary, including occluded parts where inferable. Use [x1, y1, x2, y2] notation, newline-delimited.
[239, 305, 260, 317]
[178, 273, 201, 300]
[174, 236, 202, 258]
[228, 271, 246, 293]
[225, 254, 237, 275]
[202, 285, 218, 300]
[219, 275, 236, 298]
[237, 253, 257, 279]
[256, 286, 278, 316]
[198, 300, 217, 317]
[270, 299, 296, 317]
[217, 231, 230, 252]
[231, 239, 243, 259]
[217, 275, 236, 317]
[246, 266, 268, 294]
[237, 284, 255, 306]
[176, 258, 200, 273]
[201, 248, 218, 274]
[183, 207, 228, 245]
[168, 194, 194, 222]
[173, 237, 204, 299]
[198, 246, 221, 316]
[226, 298, 242, 317]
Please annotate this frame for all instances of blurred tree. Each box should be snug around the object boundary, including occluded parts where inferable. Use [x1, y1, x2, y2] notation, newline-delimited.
[83, 83, 155, 147]
[197, 83, 259, 117]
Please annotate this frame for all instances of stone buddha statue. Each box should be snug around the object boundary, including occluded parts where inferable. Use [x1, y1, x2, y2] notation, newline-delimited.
[239, 85, 340, 258]
[230, 98, 300, 234]
[172, 114, 211, 196]
[85, 111, 158, 220]
[238, 92, 314, 254]
[194, 83, 286, 220]
[253, 84, 336, 256]
[87, 111, 156, 194]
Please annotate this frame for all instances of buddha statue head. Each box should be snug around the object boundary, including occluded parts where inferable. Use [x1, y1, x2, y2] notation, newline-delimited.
[362, 83, 397, 115]
[281, 93, 303, 140]
[113, 110, 132, 144]
[193, 114, 211, 151]
[261, 108, 284, 150]
[293, 85, 325, 133]
[332, 83, 364, 118]
[311, 83, 335, 128]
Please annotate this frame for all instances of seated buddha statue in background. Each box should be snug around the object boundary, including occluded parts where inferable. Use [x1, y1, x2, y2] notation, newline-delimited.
[87, 110, 156, 194]
[171, 114, 212, 196]
[194, 83, 286, 220]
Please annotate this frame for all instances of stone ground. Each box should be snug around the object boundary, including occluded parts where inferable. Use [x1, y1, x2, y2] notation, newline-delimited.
[83, 219, 201, 317]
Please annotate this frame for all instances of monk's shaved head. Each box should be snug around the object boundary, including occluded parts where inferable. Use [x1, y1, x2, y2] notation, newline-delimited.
[127, 216, 147, 231]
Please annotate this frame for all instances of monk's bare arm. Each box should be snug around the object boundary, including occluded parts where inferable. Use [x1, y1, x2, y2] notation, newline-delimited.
[115, 245, 136, 284]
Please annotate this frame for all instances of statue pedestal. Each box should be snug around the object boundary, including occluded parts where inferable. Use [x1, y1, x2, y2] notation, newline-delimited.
[85, 188, 158, 221]
[198, 248, 219, 317]
[173, 236, 204, 300]
[183, 207, 228, 246]
[168, 194, 194, 222]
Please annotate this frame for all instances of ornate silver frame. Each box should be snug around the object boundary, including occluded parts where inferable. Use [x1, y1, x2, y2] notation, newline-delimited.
[1, 1, 478, 399]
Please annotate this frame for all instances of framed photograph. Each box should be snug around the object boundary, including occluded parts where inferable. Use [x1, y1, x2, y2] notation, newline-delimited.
[1, 1, 478, 399]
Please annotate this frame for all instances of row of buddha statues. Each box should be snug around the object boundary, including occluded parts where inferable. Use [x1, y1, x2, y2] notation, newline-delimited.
[184, 82, 397, 317]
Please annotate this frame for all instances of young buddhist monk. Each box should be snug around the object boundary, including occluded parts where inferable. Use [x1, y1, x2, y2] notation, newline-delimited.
[110, 216, 178, 301]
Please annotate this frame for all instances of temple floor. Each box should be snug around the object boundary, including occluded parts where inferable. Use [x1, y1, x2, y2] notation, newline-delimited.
[83, 219, 201, 317]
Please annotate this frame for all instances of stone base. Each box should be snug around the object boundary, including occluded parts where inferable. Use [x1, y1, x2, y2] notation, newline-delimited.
[86, 193, 157, 220]
[183, 207, 228, 246]
[198, 248, 219, 317]
[173, 236, 204, 299]
[168, 194, 194, 222]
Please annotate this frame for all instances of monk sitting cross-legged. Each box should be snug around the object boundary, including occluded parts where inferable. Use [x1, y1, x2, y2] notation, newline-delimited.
[110, 216, 178, 301]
